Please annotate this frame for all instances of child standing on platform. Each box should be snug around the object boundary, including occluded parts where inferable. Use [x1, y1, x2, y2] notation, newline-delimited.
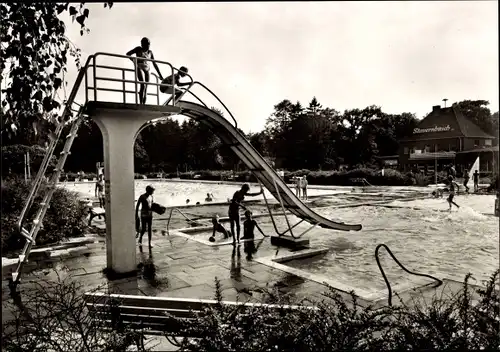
[126, 37, 164, 104]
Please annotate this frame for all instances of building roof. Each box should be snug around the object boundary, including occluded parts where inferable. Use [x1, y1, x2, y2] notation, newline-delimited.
[400, 105, 495, 141]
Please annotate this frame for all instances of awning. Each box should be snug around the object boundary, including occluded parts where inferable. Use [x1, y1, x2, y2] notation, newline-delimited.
[409, 151, 456, 160]
[456, 146, 499, 154]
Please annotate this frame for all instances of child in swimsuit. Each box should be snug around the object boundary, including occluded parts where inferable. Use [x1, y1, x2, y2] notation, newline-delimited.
[446, 175, 460, 211]
[126, 37, 164, 104]
[463, 169, 470, 193]
[209, 215, 229, 242]
[241, 210, 265, 240]
[135, 185, 155, 246]
[160, 66, 191, 104]
[95, 174, 105, 209]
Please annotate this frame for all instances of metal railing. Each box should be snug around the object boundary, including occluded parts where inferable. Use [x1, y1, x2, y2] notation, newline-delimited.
[375, 243, 443, 306]
[17, 51, 241, 241]
[82, 52, 239, 128]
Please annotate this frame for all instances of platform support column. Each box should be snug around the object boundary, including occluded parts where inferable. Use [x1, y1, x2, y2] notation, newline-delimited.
[88, 105, 180, 277]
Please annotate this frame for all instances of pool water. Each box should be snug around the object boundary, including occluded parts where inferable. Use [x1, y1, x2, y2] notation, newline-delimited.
[264, 197, 498, 295]
[61, 180, 343, 207]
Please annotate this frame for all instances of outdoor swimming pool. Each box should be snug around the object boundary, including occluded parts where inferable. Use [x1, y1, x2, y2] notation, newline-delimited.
[64, 180, 498, 296]
[191, 193, 498, 296]
[61, 179, 344, 206]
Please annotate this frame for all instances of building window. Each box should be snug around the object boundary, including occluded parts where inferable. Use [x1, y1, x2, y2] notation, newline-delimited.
[485, 139, 492, 146]
[403, 147, 409, 154]
[474, 139, 480, 147]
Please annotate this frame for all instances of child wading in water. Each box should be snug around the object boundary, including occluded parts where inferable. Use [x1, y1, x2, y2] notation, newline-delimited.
[209, 215, 229, 242]
[446, 175, 460, 211]
[126, 37, 164, 104]
[463, 169, 470, 193]
[241, 210, 265, 240]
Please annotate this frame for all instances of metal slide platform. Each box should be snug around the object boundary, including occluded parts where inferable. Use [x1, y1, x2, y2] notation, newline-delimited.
[175, 101, 362, 232]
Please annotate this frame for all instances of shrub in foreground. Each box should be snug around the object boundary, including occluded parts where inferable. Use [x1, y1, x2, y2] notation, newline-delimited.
[174, 271, 499, 351]
[2, 273, 149, 352]
[2, 270, 498, 351]
[1, 177, 88, 253]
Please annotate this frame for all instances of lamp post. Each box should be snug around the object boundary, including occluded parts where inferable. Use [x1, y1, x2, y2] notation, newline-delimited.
[443, 98, 448, 108]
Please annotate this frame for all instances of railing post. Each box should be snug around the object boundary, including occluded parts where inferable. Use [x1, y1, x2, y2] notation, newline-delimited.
[122, 69, 126, 104]
[171, 67, 175, 106]
[85, 60, 89, 102]
[93, 56, 97, 101]
[156, 74, 160, 106]
[134, 58, 138, 105]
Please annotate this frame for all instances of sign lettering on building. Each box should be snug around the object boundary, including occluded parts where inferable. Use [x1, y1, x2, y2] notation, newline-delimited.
[413, 125, 452, 134]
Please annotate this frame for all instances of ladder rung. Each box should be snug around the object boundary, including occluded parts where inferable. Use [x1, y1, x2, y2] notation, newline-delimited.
[20, 228, 32, 240]
[60, 151, 71, 155]
[32, 219, 40, 225]
[19, 255, 26, 262]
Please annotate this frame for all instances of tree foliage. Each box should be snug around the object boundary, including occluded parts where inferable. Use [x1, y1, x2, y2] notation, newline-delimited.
[454, 100, 499, 138]
[0, 2, 113, 141]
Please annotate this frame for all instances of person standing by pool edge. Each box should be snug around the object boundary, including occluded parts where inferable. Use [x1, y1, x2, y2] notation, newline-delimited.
[473, 170, 479, 192]
[463, 169, 470, 193]
[295, 177, 301, 198]
[135, 185, 155, 246]
[228, 184, 263, 245]
[299, 175, 308, 200]
[95, 174, 105, 209]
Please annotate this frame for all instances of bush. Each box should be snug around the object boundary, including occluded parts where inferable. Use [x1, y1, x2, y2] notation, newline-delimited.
[2, 273, 148, 351]
[172, 271, 500, 351]
[2, 270, 498, 351]
[1, 177, 88, 253]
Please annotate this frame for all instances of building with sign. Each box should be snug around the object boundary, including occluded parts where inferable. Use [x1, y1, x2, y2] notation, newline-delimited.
[398, 104, 497, 175]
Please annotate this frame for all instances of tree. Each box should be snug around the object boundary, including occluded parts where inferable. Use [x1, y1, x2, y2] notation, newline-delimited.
[306, 96, 322, 115]
[454, 100, 497, 138]
[1, 2, 113, 142]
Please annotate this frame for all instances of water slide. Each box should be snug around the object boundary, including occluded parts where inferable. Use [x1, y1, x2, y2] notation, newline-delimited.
[176, 101, 362, 232]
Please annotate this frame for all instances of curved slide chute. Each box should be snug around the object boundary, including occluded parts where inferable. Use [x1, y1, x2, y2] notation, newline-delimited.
[176, 101, 362, 232]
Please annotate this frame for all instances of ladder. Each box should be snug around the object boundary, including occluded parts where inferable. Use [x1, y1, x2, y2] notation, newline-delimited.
[11, 113, 85, 285]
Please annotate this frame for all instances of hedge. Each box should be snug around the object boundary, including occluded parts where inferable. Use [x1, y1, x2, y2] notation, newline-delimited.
[1, 177, 88, 253]
[139, 168, 432, 186]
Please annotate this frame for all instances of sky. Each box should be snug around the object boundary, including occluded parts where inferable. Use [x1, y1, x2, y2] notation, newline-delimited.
[61, 1, 499, 133]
